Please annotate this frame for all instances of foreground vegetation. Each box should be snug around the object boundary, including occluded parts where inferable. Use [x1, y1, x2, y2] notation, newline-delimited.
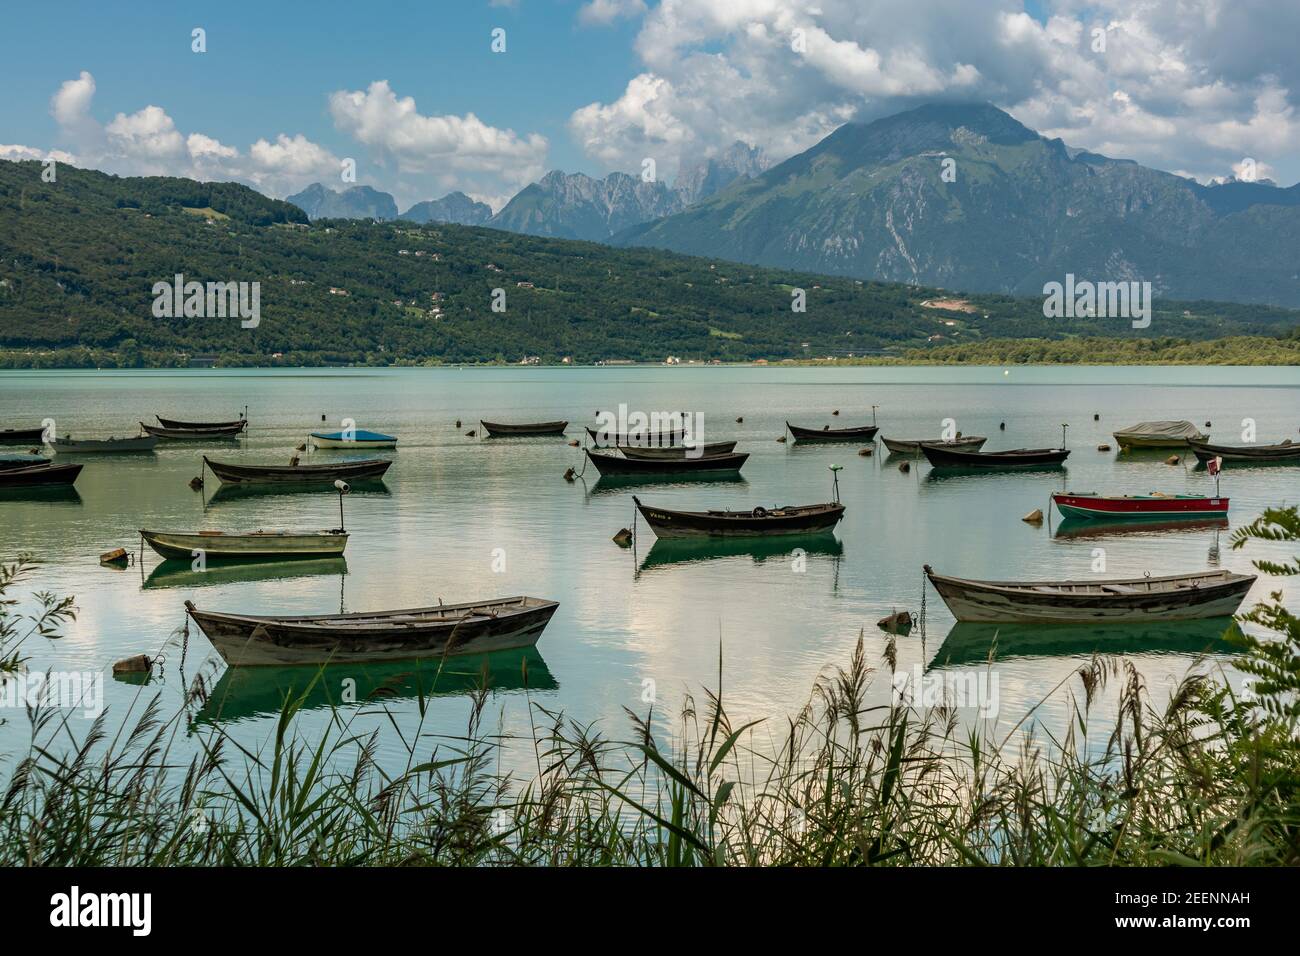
[2, 160, 1298, 368]
[1, 510, 1297, 865]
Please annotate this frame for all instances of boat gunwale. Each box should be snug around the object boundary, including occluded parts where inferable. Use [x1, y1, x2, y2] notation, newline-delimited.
[186, 595, 556, 627]
[925, 566, 1253, 596]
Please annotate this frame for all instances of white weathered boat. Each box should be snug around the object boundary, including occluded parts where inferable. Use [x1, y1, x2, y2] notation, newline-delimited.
[140, 529, 349, 561]
[185, 595, 560, 665]
[924, 565, 1255, 623]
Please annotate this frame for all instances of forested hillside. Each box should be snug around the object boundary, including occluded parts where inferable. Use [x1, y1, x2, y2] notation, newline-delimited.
[0, 160, 1296, 368]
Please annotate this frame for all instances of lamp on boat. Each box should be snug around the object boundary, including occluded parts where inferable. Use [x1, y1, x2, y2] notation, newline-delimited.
[334, 479, 350, 532]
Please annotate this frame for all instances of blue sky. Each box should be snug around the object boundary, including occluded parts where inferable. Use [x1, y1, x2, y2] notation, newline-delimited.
[3, 0, 1296, 210]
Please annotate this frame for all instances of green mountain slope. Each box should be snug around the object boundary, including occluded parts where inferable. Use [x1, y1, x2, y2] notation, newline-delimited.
[617, 102, 1300, 308]
[0, 159, 1295, 367]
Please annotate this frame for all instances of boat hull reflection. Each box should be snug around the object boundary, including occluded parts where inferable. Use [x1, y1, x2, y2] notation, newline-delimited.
[144, 557, 348, 589]
[1054, 515, 1228, 539]
[196, 647, 557, 724]
[928, 617, 1242, 668]
[639, 534, 842, 570]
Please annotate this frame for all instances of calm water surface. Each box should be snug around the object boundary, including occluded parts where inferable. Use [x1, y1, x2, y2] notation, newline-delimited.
[1, 366, 1297, 775]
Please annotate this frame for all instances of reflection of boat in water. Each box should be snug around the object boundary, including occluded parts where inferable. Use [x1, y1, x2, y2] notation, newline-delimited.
[205, 482, 392, 505]
[639, 534, 843, 570]
[928, 618, 1243, 669]
[1054, 515, 1228, 539]
[195, 647, 557, 724]
[0, 483, 83, 503]
[588, 473, 748, 495]
[144, 557, 348, 589]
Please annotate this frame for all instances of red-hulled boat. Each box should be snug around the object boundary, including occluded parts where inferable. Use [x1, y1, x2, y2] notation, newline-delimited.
[1051, 492, 1229, 521]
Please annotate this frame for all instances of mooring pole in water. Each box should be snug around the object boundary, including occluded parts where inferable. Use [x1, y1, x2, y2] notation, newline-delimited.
[334, 479, 350, 532]
[829, 464, 842, 503]
[1061, 423, 1069, 449]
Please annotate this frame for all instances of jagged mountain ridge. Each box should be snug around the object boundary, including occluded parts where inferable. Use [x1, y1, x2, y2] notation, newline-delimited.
[615, 102, 1300, 308]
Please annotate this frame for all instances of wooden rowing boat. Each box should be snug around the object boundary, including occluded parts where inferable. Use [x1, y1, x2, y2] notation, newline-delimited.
[185, 595, 560, 666]
[0, 453, 50, 470]
[786, 421, 879, 442]
[618, 441, 737, 460]
[587, 426, 685, 447]
[920, 444, 1069, 468]
[881, 435, 987, 455]
[52, 435, 159, 453]
[480, 420, 568, 436]
[0, 426, 47, 445]
[634, 495, 843, 537]
[141, 422, 245, 439]
[585, 449, 749, 476]
[203, 455, 391, 485]
[157, 415, 248, 431]
[141, 529, 349, 561]
[924, 565, 1255, 623]
[1052, 492, 1228, 520]
[309, 429, 398, 449]
[0, 462, 83, 487]
[1188, 438, 1300, 463]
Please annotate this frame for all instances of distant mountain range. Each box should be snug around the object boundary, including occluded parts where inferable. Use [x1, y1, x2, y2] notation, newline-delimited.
[617, 103, 1300, 308]
[286, 183, 398, 221]
[401, 191, 492, 226]
[488, 143, 769, 240]
[286, 143, 770, 240]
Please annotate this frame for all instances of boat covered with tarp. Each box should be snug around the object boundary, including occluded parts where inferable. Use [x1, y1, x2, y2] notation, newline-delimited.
[1112, 420, 1207, 449]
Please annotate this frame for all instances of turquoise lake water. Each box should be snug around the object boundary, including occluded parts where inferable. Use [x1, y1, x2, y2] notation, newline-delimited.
[1, 365, 1297, 775]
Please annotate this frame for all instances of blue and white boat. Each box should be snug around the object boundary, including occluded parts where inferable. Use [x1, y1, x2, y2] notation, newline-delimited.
[309, 429, 398, 450]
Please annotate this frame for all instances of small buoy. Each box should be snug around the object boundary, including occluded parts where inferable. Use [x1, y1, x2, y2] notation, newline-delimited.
[567, 439, 579, 447]
[321, 414, 327, 422]
[999, 422, 1006, 431]
[1097, 443, 1111, 452]
[1093, 413, 1100, 421]
[1205, 421, 1212, 428]
[736, 417, 743, 423]
[858, 447, 873, 456]
[776, 436, 787, 443]
[1022, 509, 1044, 524]
[189, 475, 204, 490]
[832, 409, 840, 416]
[112, 654, 152, 675]
[877, 611, 912, 634]
[295, 442, 306, 452]
[563, 467, 576, 482]
[1165, 454, 1181, 465]
[612, 528, 634, 547]
[898, 461, 910, 473]
[99, 547, 129, 566]
[466, 429, 476, 438]
[455, 419, 462, 428]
